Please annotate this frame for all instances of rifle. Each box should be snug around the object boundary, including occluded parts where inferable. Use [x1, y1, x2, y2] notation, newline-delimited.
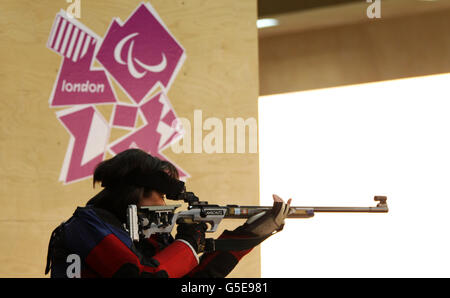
[126, 193, 388, 252]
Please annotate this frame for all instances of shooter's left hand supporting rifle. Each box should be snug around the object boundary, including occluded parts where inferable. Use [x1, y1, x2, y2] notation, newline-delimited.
[126, 191, 388, 252]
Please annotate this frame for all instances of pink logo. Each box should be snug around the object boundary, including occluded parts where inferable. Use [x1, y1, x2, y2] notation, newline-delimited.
[112, 104, 139, 129]
[56, 106, 110, 184]
[96, 3, 185, 104]
[47, 11, 117, 107]
[47, 5, 188, 184]
[109, 92, 187, 178]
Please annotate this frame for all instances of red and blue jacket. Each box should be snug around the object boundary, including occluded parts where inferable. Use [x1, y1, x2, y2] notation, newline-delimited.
[45, 206, 252, 278]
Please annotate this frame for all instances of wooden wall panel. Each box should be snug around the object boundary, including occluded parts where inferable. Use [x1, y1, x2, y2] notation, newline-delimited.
[0, 0, 259, 277]
[259, 9, 450, 95]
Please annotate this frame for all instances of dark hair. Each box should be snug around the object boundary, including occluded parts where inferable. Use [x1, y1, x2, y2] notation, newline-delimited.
[86, 149, 164, 222]
[93, 149, 163, 188]
[160, 160, 180, 180]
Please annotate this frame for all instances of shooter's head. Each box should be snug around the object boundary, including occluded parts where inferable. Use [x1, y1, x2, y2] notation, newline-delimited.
[87, 149, 185, 222]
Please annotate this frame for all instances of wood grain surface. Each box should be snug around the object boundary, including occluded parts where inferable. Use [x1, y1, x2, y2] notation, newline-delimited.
[0, 0, 259, 277]
[259, 8, 450, 95]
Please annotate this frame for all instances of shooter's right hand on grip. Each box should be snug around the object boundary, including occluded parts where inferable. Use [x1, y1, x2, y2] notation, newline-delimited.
[175, 222, 207, 253]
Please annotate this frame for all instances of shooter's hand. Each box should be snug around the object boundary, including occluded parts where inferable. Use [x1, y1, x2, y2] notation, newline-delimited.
[235, 194, 292, 237]
[175, 222, 207, 253]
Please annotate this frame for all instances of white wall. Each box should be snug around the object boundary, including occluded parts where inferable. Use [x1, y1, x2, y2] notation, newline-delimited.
[259, 73, 450, 277]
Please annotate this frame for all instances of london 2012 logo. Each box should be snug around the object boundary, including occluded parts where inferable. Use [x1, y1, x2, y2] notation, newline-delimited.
[46, 2, 188, 184]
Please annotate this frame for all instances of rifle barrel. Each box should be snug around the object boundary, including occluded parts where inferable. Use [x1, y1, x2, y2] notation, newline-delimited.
[225, 196, 388, 219]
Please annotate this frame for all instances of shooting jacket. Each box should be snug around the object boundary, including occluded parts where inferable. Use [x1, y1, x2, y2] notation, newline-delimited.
[45, 206, 252, 278]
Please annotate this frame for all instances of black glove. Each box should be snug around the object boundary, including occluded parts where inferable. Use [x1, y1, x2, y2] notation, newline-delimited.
[175, 222, 207, 253]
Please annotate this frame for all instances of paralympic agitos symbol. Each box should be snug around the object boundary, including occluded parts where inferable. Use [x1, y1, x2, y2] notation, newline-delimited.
[47, 2, 188, 184]
[114, 33, 168, 78]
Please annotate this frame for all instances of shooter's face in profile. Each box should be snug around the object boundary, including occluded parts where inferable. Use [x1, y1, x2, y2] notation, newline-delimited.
[139, 190, 166, 207]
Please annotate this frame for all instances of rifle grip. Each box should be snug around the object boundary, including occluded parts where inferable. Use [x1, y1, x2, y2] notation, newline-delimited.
[204, 238, 216, 252]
